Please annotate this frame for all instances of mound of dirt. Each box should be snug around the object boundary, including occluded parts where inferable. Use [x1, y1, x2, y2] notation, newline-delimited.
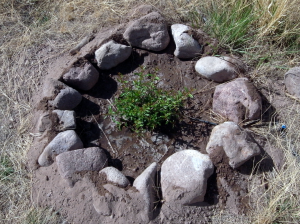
[28, 6, 277, 224]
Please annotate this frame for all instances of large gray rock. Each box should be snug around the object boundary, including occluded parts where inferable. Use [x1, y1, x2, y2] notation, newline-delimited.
[171, 24, 202, 59]
[95, 40, 132, 70]
[56, 147, 107, 181]
[133, 162, 157, 220]
[161, 150, 214, 205]
[99, 167, 130, 188]
[38, 130, 83, 167]
[62, 62, 99, 91]
[52, 110, 76, 131]
[195, 56, 245, 82]
[206, 122, 261, 168]
[213, 78, 262, 123]
[123, 12, 170, 51]
[284, 67, 300, 99]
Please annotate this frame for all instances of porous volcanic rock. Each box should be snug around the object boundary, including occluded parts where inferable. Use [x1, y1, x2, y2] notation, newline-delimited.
[161, 150, 214, 205]
[52, 110, 76, 131]
[284, 67, 300, 99]
[133, 162, 157, 220]
[123, 12, 170, 51]
[62, 62, 99, 91]
[195, 56, 245, 82]
[56, 147, 107, 181]
[95, 40, 132, 70]
[212, 77, 262, 123]
[171, 24, 202, 59]
[99, 167, 130, 188]
[206, 121, 261, 169]
[38, 130, 83, 167]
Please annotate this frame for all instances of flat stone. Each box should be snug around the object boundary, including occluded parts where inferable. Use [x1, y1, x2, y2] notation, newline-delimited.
[62, 62, 99, 91]
[195, 56, 245, 82]
[95, 40, 132, 70]
[284, 67, 300, 99]
[38, 130, 83, 167]
[133, 162, 157, 220]
[206, 122, 261, 168]
[212, 78, 262, 123]
[52, 110, 76, 131]
[56, 147, 108, 179]
[171, 24, 202, 59]
[99, 167, 130, 188]
[161, 150, 214, 205]
[123, 12, 170, 51]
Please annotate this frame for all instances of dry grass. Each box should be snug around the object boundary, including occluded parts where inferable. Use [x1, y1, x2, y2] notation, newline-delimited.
[0, 0, 300, 223]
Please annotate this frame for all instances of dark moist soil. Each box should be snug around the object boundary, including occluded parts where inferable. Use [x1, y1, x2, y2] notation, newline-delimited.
[30, 34, 274, 224]
[74, 39, 218, 181]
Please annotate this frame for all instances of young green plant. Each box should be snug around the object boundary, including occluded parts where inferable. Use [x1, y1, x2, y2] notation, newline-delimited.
[109, 72, 193, 133]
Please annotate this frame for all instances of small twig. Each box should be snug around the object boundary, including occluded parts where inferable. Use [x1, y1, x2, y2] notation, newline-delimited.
[188, 116, 218, 126]
[91, 114, 117, 155]
[106, 99, 116, 111]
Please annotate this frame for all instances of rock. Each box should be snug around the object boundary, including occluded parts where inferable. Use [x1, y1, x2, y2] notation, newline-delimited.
[212, 78, 262, 123]
[42, 79, 82, 110]
[123, 12, 170, 51]
[52, 110, 76, 131]
[51, 87, 82, 110]
[95, 40, 132, 70]
[99, 167, 130, 188]
[171, 24, 202, 59]
[56, 147, 107, 181]
[195, 56, 245, 82]
[37, 112, 52, 132]
[133, 162, 157, 220]
[284, 67, 300, 99]
[206, 121, 261, 168]
[161, 150, 214, 205]
[38, 130, 83, 167]
[62, 62, 99, 91]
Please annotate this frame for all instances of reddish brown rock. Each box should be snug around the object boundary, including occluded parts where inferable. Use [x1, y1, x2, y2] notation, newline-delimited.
[206, 121, 261, 168]
[212, 78, 262, 123]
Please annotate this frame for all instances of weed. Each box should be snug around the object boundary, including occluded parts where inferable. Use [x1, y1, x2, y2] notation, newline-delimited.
[0, 156, 14, 180]
[109, 72, 193, 133]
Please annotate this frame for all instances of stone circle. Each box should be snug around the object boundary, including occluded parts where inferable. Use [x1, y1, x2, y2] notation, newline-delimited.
[29, 5, 281, 223]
